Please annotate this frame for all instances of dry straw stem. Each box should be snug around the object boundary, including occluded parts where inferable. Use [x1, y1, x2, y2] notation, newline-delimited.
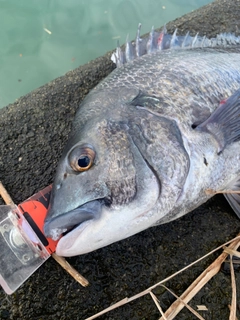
[150, 291, 167, 320]
[225, 242, 240, 320]
[205, 189, 240, 195]
[229, 255, 237, 320]
[0, 181, 15, 205]
[86, 234, 240, 320]
[159, 235, 240, 320]
[0, 181, 89, 287]
[224, 246, 240, 258]
[158, 284, 205, 320]
[228, 305, 239, 320]
[52, 253, 89, 287]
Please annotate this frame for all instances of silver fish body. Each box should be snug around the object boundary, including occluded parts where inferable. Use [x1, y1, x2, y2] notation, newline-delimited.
[44, 29, 240, 256]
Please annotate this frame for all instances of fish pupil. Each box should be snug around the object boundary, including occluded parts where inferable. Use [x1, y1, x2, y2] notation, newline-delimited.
[78, 156, 90, 168]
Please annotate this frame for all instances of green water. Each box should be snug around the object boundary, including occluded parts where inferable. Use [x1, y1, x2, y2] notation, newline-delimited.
[0, 0, 213, 108]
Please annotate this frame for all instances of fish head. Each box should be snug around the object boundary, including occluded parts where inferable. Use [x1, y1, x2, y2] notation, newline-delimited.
[44, 87, 189, 256]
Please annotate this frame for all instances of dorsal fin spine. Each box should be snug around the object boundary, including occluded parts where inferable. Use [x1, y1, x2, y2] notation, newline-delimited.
[147, 26, 155, 53]
[125, 34, 135, 63]
[135, 23, 142, 57]
[191, 32, 199, 48]
[170, 28, 178, 48]
[181, 31, 190, 48]
[111, 24, 240, 67]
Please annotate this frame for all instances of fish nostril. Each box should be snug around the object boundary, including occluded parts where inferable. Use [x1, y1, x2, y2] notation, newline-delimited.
[191, 123, 197, 129]
[63, 173, 68, 179]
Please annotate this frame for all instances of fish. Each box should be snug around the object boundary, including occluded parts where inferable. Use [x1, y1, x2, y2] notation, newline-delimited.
[44, 25, 240, 256]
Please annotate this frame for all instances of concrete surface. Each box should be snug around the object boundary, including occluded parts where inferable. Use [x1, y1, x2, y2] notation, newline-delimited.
[0, 0, 240, 319]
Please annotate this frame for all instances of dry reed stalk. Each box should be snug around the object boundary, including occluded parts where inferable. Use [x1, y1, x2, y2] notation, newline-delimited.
[0, 181, 14, 205]
[229, 254, 237, 320]
[150, 291, 167, 319]
[158, 284, 205, 320]
[224, 247, 240, 258]
[224, 247, 240, 320]
[52, 253, 89, 287]
[205, 189, 240, 195]
[159, 236, 240, 320]
[86, 234, 240, 320]
[228, 305, 239, 320]
[0, 181, 89, 287]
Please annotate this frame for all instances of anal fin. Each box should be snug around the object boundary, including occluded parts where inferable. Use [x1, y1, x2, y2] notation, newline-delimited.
[195, 88, 240, 154]
[224, 177, 240, 219]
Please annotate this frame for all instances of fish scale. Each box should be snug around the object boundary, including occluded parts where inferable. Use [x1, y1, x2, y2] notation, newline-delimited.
[91, 49, 240, 133]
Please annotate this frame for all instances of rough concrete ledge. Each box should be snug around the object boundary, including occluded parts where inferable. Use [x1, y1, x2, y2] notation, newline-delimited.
[0, 1, 240, 319]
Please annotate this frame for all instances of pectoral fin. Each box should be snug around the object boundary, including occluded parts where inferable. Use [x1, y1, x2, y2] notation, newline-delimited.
[224, 177, 240, 219]
[195, 88, 240, 153]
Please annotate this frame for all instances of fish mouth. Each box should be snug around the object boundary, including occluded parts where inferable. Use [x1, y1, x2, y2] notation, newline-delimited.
[44, 200, 102, 241]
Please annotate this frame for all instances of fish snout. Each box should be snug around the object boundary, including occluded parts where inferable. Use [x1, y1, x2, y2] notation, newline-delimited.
[44, 200, 102, 241]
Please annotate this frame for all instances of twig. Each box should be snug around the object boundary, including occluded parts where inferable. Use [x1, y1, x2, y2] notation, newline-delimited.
[159, 235, 240, 320]
[52, 253, 89, 287]
[0, 181, 88, 287]
[0, 181, 14, 205]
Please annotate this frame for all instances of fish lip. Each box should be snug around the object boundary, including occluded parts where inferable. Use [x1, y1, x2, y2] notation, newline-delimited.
[44, 199, 102, 240]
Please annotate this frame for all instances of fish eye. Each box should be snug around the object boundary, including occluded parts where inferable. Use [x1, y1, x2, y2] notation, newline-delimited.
[78, 156, 90, 168]
[69, 145, 95, 172]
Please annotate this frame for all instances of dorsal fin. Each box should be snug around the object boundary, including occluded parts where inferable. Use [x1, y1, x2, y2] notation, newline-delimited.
[111, 24, 240, 67]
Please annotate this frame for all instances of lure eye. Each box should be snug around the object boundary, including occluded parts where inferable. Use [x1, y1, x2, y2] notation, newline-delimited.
[69, 145, 95, 172]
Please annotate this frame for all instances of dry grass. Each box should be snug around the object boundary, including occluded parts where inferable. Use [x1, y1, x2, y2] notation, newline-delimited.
[86, 234, 240, 320]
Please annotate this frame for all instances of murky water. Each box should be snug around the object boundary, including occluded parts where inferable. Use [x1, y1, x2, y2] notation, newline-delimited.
[0, 0, 213, 108]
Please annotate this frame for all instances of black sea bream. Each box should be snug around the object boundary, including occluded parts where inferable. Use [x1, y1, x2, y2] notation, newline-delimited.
[44, 26, 240, 256]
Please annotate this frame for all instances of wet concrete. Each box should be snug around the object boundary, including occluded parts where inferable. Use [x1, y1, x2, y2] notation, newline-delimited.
[0, 0, 240, 319]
